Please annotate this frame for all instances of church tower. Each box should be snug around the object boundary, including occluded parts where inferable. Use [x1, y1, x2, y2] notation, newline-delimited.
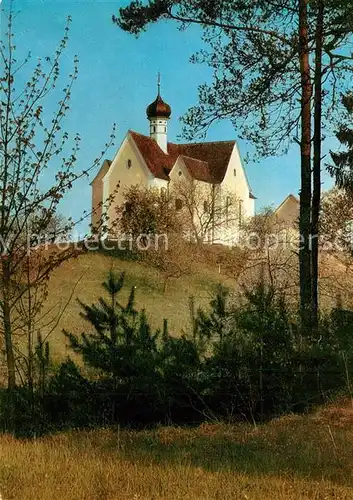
[146, 74, 171, 154]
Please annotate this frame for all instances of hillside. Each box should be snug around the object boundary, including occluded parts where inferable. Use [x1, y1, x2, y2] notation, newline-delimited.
[1, 402, 353, 499]
[42, 250, 227, 359]
[30, 246, 353, 361]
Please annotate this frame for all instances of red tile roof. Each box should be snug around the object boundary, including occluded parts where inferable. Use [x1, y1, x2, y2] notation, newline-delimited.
[180, 156, 212, 183]
[129, 130, 236, 184]
[176, 140, 236, 183]
[129, 131, 172, 180]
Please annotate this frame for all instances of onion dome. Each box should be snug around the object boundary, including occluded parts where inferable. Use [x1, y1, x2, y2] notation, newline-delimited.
[146, 94, 171, 119]
[146, 73, 171, 119]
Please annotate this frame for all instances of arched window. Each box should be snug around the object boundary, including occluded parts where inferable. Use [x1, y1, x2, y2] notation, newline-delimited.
[203, 200, 209, 213]
[127, 159, 132, 169]
[175, 198, 183, 211]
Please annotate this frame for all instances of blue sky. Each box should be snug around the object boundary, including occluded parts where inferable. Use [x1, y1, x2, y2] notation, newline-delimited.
[4, 0, 337, 234]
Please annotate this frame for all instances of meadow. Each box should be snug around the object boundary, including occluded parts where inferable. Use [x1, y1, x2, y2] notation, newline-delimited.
[34, 245, 350, 363]
[0, 402, 353, 499]
[3, 249, 352, 500]
[42, 249, 225, 359]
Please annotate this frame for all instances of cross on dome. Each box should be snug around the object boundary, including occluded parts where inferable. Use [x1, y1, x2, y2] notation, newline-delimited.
[146, 74, 171, 119]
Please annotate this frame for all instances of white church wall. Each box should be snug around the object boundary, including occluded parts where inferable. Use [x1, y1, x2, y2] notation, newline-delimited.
[148, 177, 169, 190]
[221, 143, 254, 219]
[103, 135, 151, 230]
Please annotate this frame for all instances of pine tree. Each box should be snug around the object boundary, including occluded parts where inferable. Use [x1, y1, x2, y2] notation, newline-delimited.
[64, 271, 159, 381]
[196, 284, 230, 344]
[34, 333, 51, 398]
[114, 0, 353, 331]
[329, 93, 353, 192]
[64, 271, 206, 424]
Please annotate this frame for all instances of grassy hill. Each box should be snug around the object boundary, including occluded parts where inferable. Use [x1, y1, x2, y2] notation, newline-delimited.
[42, 250, 227, 360]
[20, 245, 353, 365]
[1, 401, 353, 499]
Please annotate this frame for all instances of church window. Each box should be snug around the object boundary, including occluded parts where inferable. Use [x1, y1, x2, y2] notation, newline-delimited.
[178, 170, 182, 176]
[152, 126, 156, 133]
[234, 169, 236, 176]
[127, 159, 132, 169]
[204, 200, 209, 213]
[175, 198, 183, 211]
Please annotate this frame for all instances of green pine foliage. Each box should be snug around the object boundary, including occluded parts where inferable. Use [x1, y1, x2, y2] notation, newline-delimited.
[64, 271, 159, 381]
[198, 282, 296, 421]
[63, 271, 203, 426]
[2, 271, 353, 435]
[329, 93, 353, 191]
[196, 284, 230, 344]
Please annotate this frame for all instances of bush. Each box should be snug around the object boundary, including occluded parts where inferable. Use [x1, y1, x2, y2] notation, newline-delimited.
[2, 273, 353, 434]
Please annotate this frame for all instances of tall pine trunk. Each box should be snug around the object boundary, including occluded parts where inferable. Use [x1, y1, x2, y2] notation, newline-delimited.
[312, 0, 324, 329]
[298, 0, 313, 333]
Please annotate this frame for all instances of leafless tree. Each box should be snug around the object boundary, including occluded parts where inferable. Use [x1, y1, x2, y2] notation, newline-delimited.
[0, 8, 115, 390]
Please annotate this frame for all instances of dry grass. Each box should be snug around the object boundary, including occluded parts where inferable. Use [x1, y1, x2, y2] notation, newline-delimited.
[1, 406, 353, 499]
[34, 247, 353, 362]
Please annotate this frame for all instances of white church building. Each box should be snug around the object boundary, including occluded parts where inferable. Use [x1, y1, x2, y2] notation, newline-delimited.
[91, 81, 255, 245]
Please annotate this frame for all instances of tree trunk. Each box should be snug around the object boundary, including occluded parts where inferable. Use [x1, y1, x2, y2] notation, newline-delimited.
[312, 0, 324, 329]
[298, 0, 313, 333]
[211, 184, 215, 244]
[2, 259, 16, 390]
[25, 256, 34, 393]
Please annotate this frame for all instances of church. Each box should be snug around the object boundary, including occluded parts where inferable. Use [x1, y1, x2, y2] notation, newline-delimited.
[91, 81, 256, 245]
